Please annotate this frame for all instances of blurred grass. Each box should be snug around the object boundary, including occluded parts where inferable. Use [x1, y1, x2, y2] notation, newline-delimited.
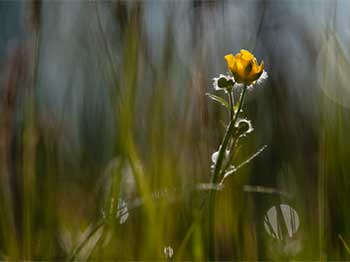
[1, 0, 350, 260]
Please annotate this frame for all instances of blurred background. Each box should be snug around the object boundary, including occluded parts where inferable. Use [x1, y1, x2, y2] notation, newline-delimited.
[1, 0, 350, 260]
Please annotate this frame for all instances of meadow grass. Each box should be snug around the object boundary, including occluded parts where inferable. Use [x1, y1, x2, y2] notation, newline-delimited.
[1, 1, 350, 260]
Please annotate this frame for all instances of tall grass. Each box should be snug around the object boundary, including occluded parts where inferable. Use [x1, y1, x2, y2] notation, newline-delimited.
[1, 0, 350, 260]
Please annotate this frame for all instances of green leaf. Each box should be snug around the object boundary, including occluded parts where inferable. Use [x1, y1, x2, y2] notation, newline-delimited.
[205, 93, 229, 109]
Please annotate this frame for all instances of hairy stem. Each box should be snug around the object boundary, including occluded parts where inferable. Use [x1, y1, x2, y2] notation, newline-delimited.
[208, 84, 247, 259]
[211, 84, 247, 185]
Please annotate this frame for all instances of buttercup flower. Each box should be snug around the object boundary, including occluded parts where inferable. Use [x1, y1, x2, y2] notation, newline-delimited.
[212, 74, 235, 91]
[225, 49, 265, 85]
[235, 118, 254, 137]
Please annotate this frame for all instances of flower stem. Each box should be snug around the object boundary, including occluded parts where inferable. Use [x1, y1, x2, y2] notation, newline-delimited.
[228, 89, 234, 120]
[211, 84, 247, 185]
[208, 84, 247, 259]
[220, 136, 238, 178]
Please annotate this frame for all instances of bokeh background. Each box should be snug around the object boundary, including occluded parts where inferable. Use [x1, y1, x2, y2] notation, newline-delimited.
[1, 0, 350, 260]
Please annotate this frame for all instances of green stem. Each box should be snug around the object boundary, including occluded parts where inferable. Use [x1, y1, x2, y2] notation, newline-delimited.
[208, 84, 247, 259]
[228, 89, 234, 120]
[211, 84, 247, 185]
[220, 135, 238, 178]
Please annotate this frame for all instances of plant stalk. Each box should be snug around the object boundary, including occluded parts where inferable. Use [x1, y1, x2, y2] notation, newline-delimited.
[208, 84, 247, 259]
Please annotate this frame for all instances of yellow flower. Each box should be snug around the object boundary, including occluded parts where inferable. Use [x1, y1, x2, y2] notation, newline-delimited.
[224, 49, 264, 85]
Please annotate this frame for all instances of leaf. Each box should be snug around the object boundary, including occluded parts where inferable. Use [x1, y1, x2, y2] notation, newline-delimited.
[219, 145, 268, 185]
[205, 93, 229, 109]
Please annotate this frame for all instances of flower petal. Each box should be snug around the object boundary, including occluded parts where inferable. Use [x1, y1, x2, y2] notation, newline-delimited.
[240, 49, 254, 61]
[224, 54, 235, 72]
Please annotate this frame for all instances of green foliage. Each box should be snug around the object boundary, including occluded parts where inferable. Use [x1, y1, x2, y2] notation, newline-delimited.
[1, 1, 350, 261]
